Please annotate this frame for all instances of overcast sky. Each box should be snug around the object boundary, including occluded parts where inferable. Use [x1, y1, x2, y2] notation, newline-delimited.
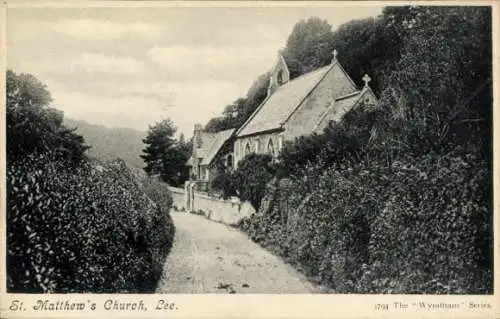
[7, 4, 383, 138]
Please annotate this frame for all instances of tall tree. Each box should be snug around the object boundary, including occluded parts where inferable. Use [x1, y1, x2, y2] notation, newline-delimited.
[6, 70, 89, 164]
[282, 17, 334, 78]
[378, 6, 492, 156]
[141, 119, 190, 186]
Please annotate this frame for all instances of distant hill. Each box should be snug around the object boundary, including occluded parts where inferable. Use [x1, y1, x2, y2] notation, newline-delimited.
[64, 118, 146, 173]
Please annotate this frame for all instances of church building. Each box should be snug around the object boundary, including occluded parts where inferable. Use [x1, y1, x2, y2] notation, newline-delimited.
[233, 50, 378, 168]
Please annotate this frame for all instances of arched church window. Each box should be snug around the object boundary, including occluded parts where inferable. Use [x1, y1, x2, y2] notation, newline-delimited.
[267, 139, 275, 156]
[226, 154, 233, 168]
[245, 142, 251, 156]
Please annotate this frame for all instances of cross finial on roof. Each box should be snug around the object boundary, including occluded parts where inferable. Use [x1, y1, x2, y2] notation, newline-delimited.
[362, 74, 371, 87]
[332, 49, 338, 63]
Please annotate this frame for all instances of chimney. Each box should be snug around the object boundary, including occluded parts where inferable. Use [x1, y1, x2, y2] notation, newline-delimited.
[194, 123, 203, 148]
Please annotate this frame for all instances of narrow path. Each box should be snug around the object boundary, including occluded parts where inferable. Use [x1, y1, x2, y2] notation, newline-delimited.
[156, 211, 318, 293]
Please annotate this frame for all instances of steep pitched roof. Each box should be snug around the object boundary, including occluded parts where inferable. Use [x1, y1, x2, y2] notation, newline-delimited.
[187, 128, 235, 167]
[201, 128, 235, 165]
[236, 65, 331, 137]
[195, 131, 218, 158]
[236, 61, 358, 138]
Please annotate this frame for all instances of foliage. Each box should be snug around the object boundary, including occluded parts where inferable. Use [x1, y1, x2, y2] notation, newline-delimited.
[282, 17, 335, 78]
[141, 177, 174, 213]
[379, 6, 492, 158]
[7, 154, 175, 293]
[141, 119, 190, 186]
[204, 79, 269, 133]
[6, 70, 89, 165]
[239, 154, 492, 293]
[360, 155, 492, 294]
[277, 105, 387, 178]
[210, 162, 237, 200]
[232, 154, 276, 210]
[209, 140, 238, 199]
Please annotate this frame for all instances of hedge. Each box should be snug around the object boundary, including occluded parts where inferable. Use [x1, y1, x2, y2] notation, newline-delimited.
[140, 176, 174, 213]
[7, 153, 175, 293]
[238, 153, 492, 294]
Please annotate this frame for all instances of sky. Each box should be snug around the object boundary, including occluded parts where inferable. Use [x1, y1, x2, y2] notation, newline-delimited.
[7, 4, 383, 138]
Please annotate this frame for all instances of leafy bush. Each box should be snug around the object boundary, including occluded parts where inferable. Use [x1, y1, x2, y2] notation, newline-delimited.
[238, 161, 383, 291]
[140, 177, 174, 213]
[211, 170, 237, 199]
[232, 154, 276, 210]
[7, 154, 175, 293]
[277, 105, 387, 178]
[359, 155, 492, 294]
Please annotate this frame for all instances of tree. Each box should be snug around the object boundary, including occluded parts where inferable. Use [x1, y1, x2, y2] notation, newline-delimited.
[282, 17, 334, 78]
[174, 133, 192, 186]
[378, 6, 492, 157]
[232, 154, 276, 210]
[140, 119, 190, 186]
[204, 74, 270, 134]
[6, 70, 89, 165]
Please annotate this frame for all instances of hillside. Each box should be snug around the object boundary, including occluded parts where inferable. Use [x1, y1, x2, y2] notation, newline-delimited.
[64, 118, 146, 172]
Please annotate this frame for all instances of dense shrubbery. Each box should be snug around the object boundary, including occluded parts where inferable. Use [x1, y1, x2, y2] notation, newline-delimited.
[211, 170, 237, 200]
[231, 154, 276, 210]
[360, 155, 492, 293]
[7, 154, 174, 292]
[239, 153, 492, 293]
[140, 177, 174, 213]
[6, 70, 176, 293]
[276, 105, 385, 178]
[211, 154, 275, 208]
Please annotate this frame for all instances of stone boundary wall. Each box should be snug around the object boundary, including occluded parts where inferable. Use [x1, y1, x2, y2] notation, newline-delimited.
[167, 185, 255, 226]
[168, 186, 186, 210]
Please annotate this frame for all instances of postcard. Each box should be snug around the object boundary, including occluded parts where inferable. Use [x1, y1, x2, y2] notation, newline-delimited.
[1, 1, 498, 318]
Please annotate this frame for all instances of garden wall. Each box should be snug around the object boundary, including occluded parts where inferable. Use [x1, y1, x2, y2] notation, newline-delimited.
[168, 185, 255, 225]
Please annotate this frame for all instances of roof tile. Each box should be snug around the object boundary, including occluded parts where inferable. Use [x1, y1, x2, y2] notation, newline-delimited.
[201, 128, 235, 165]
[237, 64, 332, 137]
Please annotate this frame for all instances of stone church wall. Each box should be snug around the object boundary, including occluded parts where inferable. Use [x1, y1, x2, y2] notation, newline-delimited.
[284, 65, 357, 141]
[233, 131, 283, 168]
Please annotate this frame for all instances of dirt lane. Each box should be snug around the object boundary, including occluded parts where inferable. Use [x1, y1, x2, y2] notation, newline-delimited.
[156, 211, 318, 293]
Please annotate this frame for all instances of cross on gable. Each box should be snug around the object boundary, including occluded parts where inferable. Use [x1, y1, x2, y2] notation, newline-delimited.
[362, 74, 371, 87]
